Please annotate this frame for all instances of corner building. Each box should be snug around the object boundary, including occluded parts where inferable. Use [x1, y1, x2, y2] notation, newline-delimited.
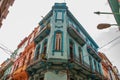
[26, 3, 103, 80]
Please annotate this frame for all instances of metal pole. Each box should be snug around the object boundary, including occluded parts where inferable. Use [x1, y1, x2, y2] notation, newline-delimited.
[94, 11, 120, 15]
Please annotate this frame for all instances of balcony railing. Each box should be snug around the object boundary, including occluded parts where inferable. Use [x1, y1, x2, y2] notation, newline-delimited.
[87, 45, 101, 62]
[69, 55, 91, 70]
[67, 25, 86, 46]
[82, 60, 91, 69]
[27, 53, 47, 68]
[34, 23, 50, 43]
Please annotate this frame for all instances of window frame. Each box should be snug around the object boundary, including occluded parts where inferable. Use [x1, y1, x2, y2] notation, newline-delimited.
[69, 39, 75, 61]
[53, 30, 63, 52]
[34, 44, 41, 60]
[55, 10, 65, 22]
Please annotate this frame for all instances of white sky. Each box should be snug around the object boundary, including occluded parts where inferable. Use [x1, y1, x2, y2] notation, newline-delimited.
[0, 0, 120, 71]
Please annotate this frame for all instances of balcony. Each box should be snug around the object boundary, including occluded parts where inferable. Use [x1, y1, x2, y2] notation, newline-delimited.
[90, 70, 104, 80]
[26, 53, 47, 75]
[34, 23, 51, 43]
[87, 45, 101, 62]
[68, 55, 93, 76]
[67, 25, 86, 46]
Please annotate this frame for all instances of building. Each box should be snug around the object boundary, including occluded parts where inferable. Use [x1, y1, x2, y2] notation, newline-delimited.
[98, 52, 120, 80]
[0, 58, 13, 80]
[26, 3, 103, 80]
[11, 26, 39, 80]
[113, 66, 120, 80]
[0, 0, 15, 28]
[98, 52, 112, 80]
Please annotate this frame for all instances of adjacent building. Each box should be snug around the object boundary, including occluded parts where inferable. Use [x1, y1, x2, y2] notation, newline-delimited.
[11, 26, 39, 80]
[0, 58, 13, 80]
[26, 3, 103, 80]
[0, 0, 15, 28]
[113, 66, 120, 80]
[98, 52, 120, 80]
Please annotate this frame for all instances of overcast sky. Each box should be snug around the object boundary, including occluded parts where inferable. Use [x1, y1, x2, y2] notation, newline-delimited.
[0, 0, 120, 71]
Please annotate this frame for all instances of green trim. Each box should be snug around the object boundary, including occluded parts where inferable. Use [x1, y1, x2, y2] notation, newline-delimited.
[55, 10, 65, 22]
[52, 30, 63, 55]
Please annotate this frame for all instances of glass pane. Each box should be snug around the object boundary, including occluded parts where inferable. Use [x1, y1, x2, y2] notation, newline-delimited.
[57, 12, 62, 19]
[55, 33, 62, 51]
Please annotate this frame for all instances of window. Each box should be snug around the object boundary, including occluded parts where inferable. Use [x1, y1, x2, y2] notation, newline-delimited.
[78, 47, 82, 63]
[27, 52, 32, 64]
[55, 10, 64, 22]
[55, 32, 62, 51]
[41, 40, 47, 59]
[22, 56, 26, 66]
[89, 56, 92, 70]
[43, 41, 47, 54]
[53, 31, 63, 52]
[94, 60, 97, 72]
[98, 63, 101, 73]
[57, 12, 62, 20]
[35, 44, 40, 60]
[69, 40, 74, 61]
[29, 34, 34, 43]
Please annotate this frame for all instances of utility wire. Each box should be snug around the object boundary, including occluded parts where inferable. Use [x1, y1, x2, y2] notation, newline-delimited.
[0, 46, 12, 55]
[99, 35, 120, 50]
[0, 43, 13, 53]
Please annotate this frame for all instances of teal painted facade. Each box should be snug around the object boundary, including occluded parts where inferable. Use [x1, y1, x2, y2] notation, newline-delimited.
[26, 3, 103, 80]
[0, 58, 13, 80]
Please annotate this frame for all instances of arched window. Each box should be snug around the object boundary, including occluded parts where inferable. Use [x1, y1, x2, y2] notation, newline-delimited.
[55, 32, 62, 51]
[53, 31, 63, 51]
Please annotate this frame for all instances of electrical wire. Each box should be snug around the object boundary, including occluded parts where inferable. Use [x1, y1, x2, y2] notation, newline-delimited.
[0, 43, 13, 53]
[0, 46, 12, 55]
[99, 35, 120, 50]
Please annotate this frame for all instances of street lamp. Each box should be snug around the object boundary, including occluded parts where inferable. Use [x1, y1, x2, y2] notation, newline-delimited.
[97, 23, 118, 29]
[94, 11, 120, 30]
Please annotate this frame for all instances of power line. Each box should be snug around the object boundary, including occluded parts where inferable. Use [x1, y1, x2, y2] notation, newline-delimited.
[0, 44, 19, 59]
[0, 43, 13, 53]
[0, 46, 12, 55]
[0, 43, 13, 56]
[99, 35, 120, 50]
